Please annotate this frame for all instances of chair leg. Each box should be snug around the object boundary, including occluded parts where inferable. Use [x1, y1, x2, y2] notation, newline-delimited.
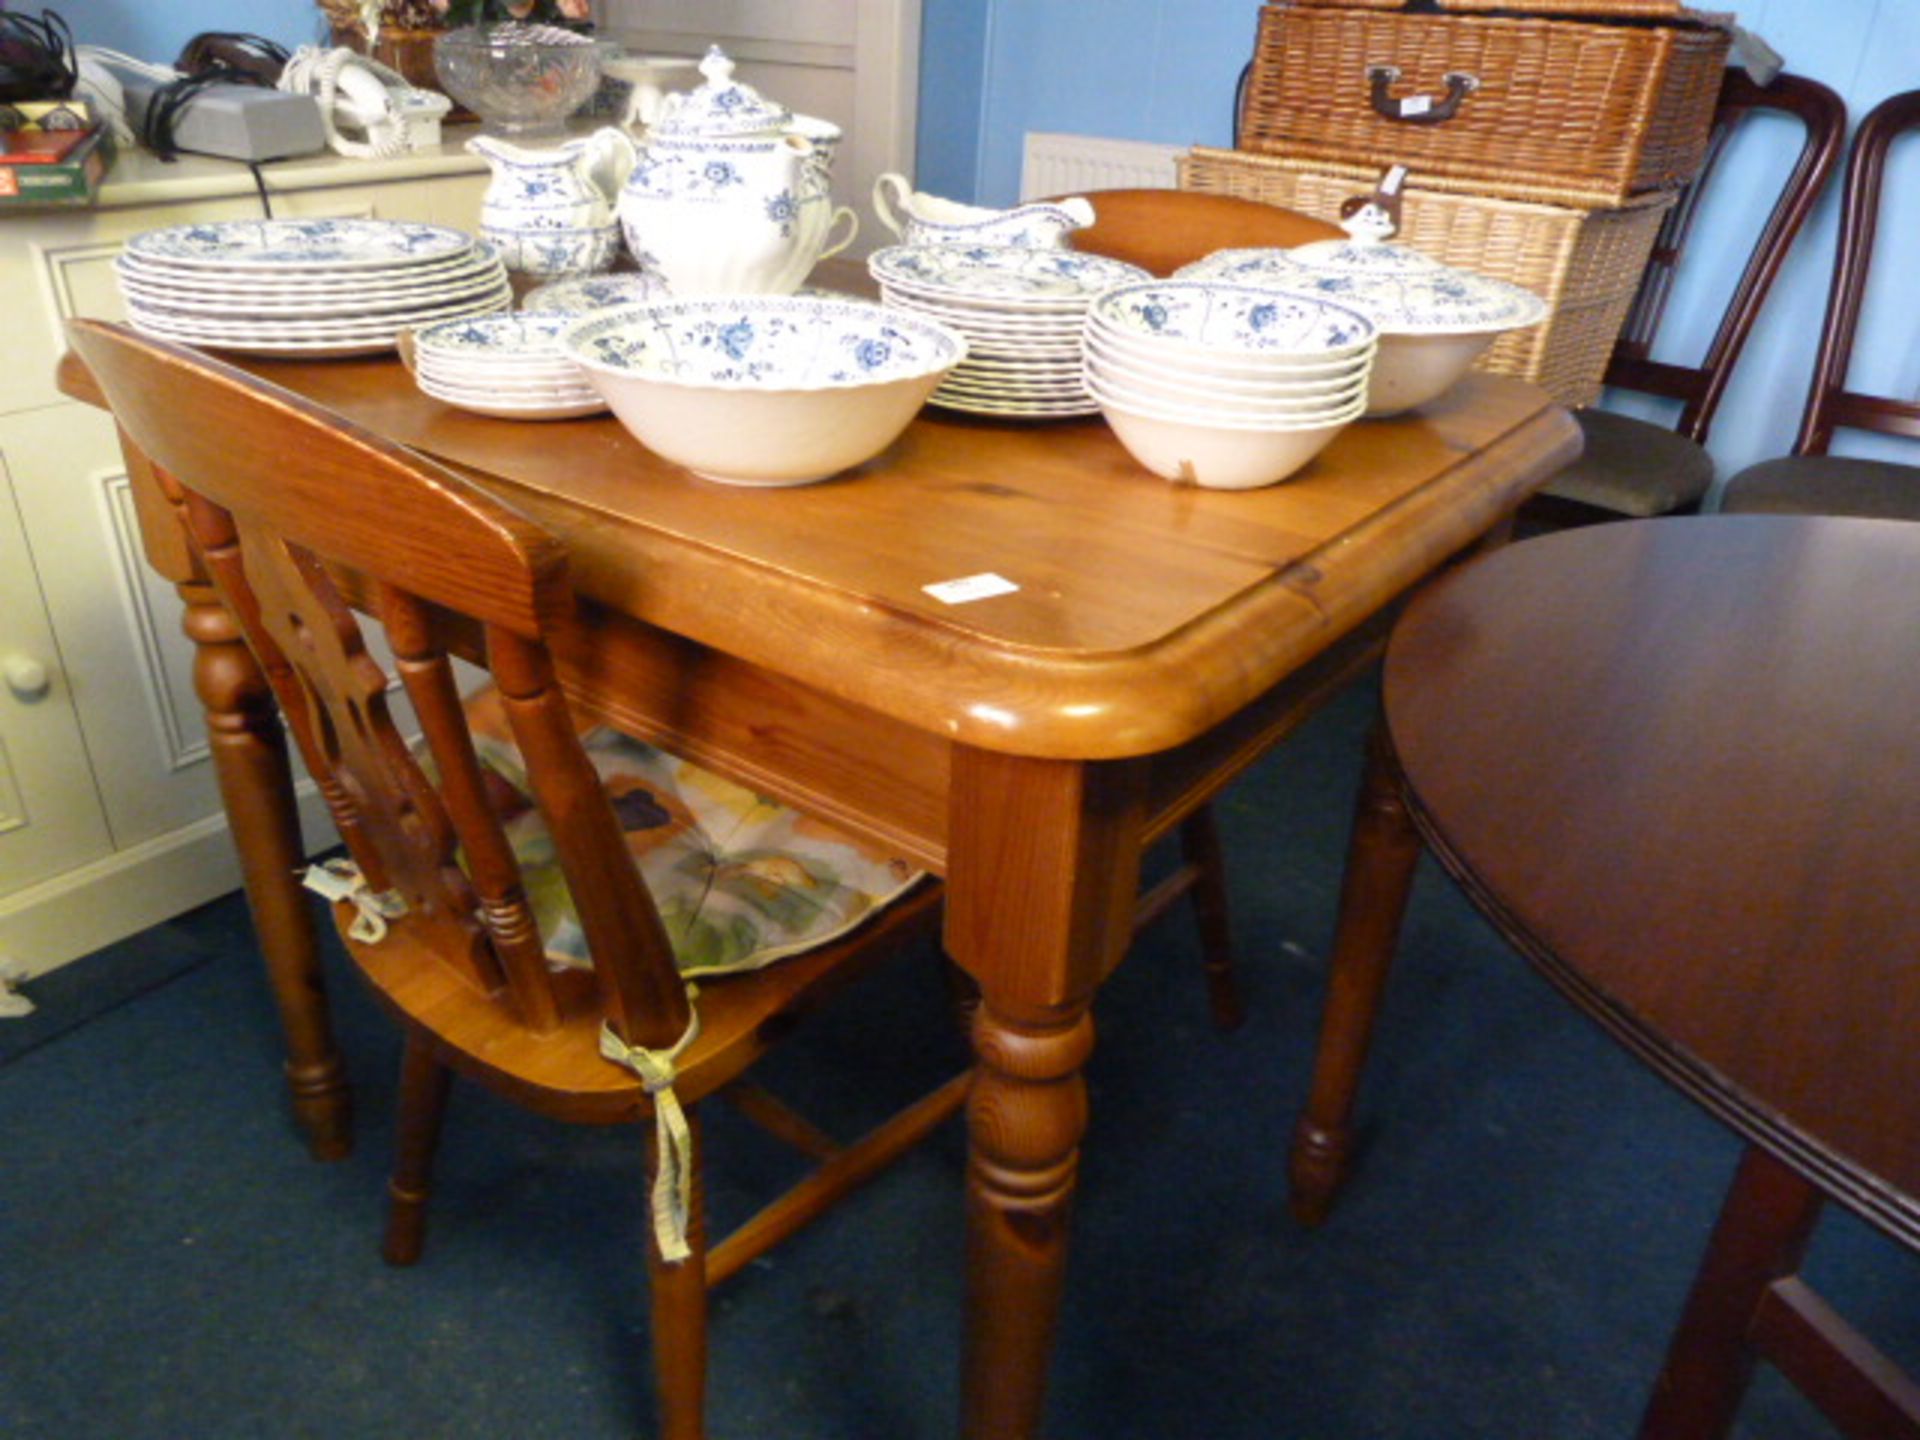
[1288, 720, 1423, 1226]
[1638, 1145, 1824, 1440]
[1178, 805, 1243, 1032]
[647, 1109, 710, 1440]
[383, 1032, 452, 1266]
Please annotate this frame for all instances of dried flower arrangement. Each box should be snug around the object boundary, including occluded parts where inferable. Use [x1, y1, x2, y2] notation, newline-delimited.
[317, 0, 593, 42]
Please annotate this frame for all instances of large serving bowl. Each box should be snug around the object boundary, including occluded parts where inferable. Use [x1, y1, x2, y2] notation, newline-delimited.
[434, 24, 605, 137]
[562, 296, 966, 486]
[1177, 245, 1547, 416]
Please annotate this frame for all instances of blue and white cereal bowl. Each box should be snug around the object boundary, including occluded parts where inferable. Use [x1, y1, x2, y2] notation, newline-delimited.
[562, 295, 967, 486]
[1081, 280, 1378, 490]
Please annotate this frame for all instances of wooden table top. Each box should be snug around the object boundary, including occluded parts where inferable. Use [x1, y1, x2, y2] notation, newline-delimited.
[1385, 515, 1920, 1245]
[58, 335, 1575, 760]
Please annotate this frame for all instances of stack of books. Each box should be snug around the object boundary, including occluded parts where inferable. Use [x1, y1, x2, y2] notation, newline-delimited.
[0, 102, 112, 208]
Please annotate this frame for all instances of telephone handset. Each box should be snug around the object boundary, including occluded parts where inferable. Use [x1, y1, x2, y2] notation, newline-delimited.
[277, 46, 450, 159]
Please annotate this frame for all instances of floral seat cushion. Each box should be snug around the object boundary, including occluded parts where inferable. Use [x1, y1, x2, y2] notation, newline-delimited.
[459, 689, 925, 978]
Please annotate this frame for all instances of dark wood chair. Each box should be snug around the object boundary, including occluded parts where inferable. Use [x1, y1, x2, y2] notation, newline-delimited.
[68, 318, 966, 1440]
[1300, 516, 1920, 1436]
[1529, 71, 1846, 526]
[1718, 87, 1920, 518]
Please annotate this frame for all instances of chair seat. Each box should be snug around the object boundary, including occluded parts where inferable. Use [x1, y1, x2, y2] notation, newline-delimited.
[458, 688, 926, 980]
[1715, 453, 1920, 519]
[1538, 408, 1716, 517]
[324, 687, 941, 1120]
[342, 878, 944, 1122]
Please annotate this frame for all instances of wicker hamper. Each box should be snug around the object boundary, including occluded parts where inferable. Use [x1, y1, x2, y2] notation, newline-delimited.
[1180, 146, 1675, 406]
[1238, 0, 1731, 208]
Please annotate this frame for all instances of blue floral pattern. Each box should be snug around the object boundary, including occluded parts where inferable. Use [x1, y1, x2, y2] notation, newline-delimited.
[562, 296, 965, 390]
[1092, 280, 1377, 356]
[1175, 245, 1546, 335]
[869, 243, 1149, 302]
[127, 219, 472, 269]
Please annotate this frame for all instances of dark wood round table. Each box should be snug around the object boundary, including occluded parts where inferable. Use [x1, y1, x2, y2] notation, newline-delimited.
[1381, 514, 1920, 1436]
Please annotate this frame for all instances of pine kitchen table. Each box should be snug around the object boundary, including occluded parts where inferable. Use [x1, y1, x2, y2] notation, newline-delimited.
[60, 340, 1578, 1439]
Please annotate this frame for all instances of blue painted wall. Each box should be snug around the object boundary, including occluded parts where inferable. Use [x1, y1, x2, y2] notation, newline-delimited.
[63, 0, 320, 61]
[917, 0, 1920, 484]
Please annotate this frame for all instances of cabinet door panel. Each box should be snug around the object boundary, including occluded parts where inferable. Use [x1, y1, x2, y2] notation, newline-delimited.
[0, 452, 112, 895]
[1, 408, 217, 850]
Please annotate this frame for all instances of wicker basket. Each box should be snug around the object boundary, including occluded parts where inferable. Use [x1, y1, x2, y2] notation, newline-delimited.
[1180, 147, 1675, 407]
[1286, 0, 1693, 13]
[1238, 2, 1730, 207]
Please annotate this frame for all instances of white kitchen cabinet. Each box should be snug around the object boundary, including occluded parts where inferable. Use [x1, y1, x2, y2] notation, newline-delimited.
[0, 137, 489, 976]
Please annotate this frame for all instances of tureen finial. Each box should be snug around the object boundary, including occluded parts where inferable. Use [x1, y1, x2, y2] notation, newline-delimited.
[698, 45, 734, 86]
[1339, 164, 1408, 245]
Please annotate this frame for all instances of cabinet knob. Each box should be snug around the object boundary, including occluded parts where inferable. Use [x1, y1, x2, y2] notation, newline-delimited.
[3, 654, 52, 701]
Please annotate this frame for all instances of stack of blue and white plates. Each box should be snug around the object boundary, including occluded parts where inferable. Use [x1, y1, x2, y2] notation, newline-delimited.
[867, 244, 1150, 418]
[114, 219, 510, 358]
[406, 311, 606, 420]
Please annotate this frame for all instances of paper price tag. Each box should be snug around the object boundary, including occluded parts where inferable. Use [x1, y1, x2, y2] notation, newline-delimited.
[924, 572, 1020, 605]
[1401, 94, 1433, 117]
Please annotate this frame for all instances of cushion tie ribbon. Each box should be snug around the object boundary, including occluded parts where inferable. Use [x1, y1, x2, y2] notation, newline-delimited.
[599, 996, 703, 1265]
[301, 858, 408, 943]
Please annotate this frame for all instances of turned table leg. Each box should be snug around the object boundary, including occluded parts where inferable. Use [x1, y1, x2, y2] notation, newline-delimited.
[963, 998, 1096, 1439]
[1289, 719, 1423, 1225]
[946, 748, 1144, 1439]
[182, 578, 351, 1159]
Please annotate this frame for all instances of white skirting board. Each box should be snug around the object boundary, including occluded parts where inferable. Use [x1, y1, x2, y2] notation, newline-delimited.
[0, 782, 338, 980]
[1020, 133, 1185, 201]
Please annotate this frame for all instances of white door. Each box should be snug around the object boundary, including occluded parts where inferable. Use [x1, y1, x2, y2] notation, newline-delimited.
[598, 0, 921, 255]
[0, 451, 112, 896]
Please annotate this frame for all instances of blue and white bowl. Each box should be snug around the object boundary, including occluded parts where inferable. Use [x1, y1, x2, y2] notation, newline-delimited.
[481, 221, 622, 279]
[1080, 280, 1378, 489]
[1176, 245, 1548, 415]
[1087, 280, 1377, 360]
[562, 295, 966, 486]
[521, 270, 672, 314]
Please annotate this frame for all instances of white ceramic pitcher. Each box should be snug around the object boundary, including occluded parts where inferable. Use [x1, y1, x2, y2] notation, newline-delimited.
[470, 127, 636, 276]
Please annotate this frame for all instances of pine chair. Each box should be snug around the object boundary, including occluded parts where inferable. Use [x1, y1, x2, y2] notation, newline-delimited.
[68, 317, 965, 1440]
[1718, 87, 1920, 518]
[1528, 71, 1846, 527]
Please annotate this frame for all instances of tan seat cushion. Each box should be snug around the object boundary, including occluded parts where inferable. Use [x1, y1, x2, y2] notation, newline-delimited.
[457, 689, 926, 979]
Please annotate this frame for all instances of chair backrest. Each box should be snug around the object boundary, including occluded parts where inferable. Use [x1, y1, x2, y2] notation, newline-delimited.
[66, 318, 691, 1051]
[1061, 187, 1343, 277]
[1606, 71, 1845, 443]
[1795, 87, 1920, 457]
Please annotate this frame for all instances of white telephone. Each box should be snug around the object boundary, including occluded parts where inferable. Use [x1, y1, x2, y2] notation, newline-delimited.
[277, 46, 451, 159]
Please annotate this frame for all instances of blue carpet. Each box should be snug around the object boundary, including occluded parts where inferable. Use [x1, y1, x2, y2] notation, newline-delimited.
[3, 677, 1915, 1438]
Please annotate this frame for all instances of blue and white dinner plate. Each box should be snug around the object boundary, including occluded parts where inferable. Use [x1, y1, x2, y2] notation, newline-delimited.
[124, 218, 479, 272]
[868, 244, 1150, 308]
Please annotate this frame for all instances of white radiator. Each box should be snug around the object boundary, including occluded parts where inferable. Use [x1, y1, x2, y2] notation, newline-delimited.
[1019, 133, 1185, 200]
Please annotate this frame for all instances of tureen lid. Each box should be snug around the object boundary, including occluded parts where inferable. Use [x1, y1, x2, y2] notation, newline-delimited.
[1285, 237, 1446, 275]
[649, 45, 793, 138]
[1274, 267, 1548, 335]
